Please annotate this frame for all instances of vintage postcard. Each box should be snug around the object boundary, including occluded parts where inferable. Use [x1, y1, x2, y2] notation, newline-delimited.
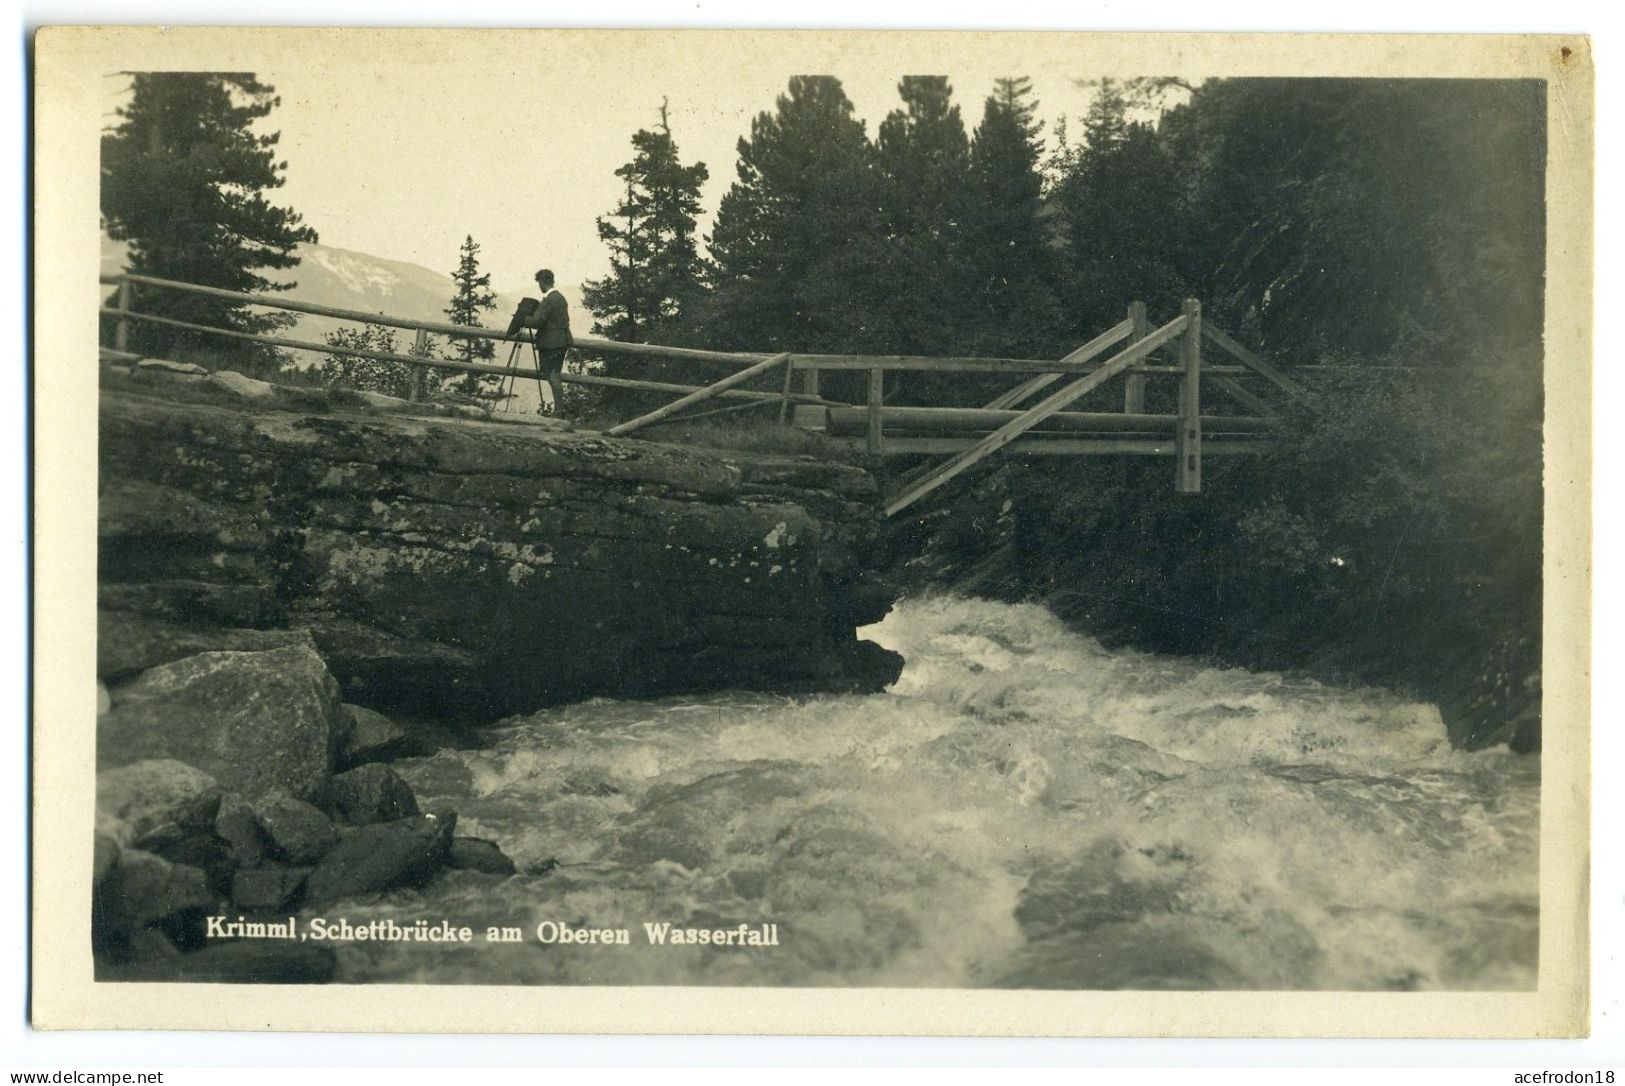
[31, 27, 1592, 1036]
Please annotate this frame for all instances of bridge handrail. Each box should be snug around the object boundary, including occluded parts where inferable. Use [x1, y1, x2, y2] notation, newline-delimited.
[99, 271, 780, 368]
[102, 271, 1269, 377]
[97, 271, 1310, 509]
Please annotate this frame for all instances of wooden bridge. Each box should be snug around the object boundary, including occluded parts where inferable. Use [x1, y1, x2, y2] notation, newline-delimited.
[100, 274, 1307, 517]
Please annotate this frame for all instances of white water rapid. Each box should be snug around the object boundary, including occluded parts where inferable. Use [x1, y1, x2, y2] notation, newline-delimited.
[318, 595, 1538, 990]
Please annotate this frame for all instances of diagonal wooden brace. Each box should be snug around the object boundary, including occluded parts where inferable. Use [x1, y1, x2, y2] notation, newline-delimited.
[606, 352, 793, 437]
[983, 318, 1135, 410]
[884, 314, 1190, 517]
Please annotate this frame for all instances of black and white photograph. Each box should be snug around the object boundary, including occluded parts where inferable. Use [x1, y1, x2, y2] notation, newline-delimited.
[30, 26, 1591, 1036]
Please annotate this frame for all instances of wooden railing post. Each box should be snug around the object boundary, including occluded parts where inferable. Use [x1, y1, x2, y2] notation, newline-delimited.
[1176, 298, 1202, 494]
[409, 328, 429, 402]
[1122, 300, 1148, 414]
[802, 363, 820, 401]
[779, 357, 797, 423]
[114, 277, 132, 353]
[867, 367, 884, 454]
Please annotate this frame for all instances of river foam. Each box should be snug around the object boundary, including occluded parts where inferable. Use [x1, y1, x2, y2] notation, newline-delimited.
[327, 595, 1538, 989]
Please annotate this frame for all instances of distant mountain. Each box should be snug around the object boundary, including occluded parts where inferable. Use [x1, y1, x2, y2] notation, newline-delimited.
[100, 236, 537, 356]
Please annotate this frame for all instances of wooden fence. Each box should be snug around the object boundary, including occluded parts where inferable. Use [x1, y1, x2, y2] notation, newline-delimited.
[99, 273, 1306, 516]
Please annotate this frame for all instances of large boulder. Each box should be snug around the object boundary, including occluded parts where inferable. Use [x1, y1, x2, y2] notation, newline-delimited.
[209, 370, 276, 400]
[321, 764, 420, 826]
[230, 866, 311, 910]
[106, 849, 213, 929]
[447, 836, 516, 876]
[99, 645, 347, 801]
[95, 760, 222, 850]
[303, 813, 455, 905]
[136, 358, 208, 376]
[98, 611, 317, 685]
[253, 795, 339, 864]
[151, 832, 236, 897]
[338, 703, 411, 767]
[213, 797, 270, 869]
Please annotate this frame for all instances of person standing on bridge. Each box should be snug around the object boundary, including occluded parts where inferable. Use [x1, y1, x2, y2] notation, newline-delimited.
[529, 268, 573, 414]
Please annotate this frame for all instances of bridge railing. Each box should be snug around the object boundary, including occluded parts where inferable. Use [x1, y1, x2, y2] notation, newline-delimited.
[99, 273, 1306, 512]
[97, 271, 826, 408]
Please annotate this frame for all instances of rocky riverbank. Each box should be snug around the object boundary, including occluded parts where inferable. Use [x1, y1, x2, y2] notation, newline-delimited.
[881, 456, 1540, 753]
[94, 361, 903, 978]
[94, 668, 519, 981]
[99, 362, 901, 721]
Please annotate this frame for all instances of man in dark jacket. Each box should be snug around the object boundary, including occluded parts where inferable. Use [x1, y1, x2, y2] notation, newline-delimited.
[530, 268, 572, 413]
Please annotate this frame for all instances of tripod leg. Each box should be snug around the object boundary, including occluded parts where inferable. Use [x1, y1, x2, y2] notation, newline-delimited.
[499, 340, 521, 411]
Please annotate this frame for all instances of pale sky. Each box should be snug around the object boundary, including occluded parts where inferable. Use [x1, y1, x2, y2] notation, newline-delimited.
[107, 31, 1130, 297]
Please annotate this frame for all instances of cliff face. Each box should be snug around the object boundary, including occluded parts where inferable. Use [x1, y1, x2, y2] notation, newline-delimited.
[99, 376, 900, 721]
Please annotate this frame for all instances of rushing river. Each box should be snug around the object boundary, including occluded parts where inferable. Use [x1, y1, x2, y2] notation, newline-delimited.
[321, 595, 1539, 990]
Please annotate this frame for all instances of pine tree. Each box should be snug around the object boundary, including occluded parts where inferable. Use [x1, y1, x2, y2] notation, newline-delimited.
[581, 102, 709, 344]
[101, 72, 317, 369]
[1050, 78, 1186, 334]
[871, 77, 974, 368]
[444, 234, 498, 396]
[584, 176, 650, 344]
[963, 76, 1065, 360]
[578, 104, 710, 413]
[705, 76, 883, 359]
[992, 76, 1045, 151]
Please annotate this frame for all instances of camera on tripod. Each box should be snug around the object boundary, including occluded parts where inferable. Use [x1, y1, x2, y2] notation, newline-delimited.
[505, 297, 544, 339]
[495, 297, 549, 413]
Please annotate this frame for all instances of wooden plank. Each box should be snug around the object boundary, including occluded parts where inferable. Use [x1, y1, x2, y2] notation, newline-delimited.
[1208, 374, 1277, 418]
[854, 436, 1272, 456]
[825, 406, 1278, 435]
[572, 336, 770, 368]
[1201, 322, 1308, 399]
[799, 352, 1097, 371]
[111, 272, 777, 366]
[1132, 365, 1244, 375]
[115, 273, 518, 345]
[883, 314, 1189, 517]
[982, 318, 1134, 410]
[1176, 299, 1202, 494]
[606, 353, 792, 437]
[1123, 301, 1149, 414]
[799, 354, 1142, 375]
[102, 306, 503, 374]
[101, 307, 840, 407]
[797, 357, 1226, 376]
[567, 372, 833, 406]
[867, 367, 884, 454]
